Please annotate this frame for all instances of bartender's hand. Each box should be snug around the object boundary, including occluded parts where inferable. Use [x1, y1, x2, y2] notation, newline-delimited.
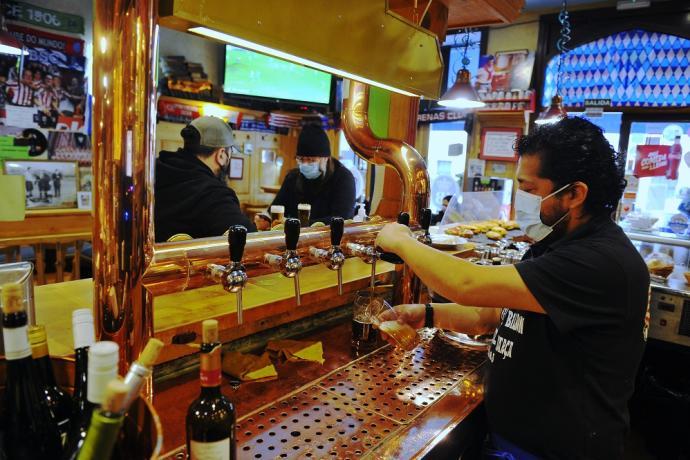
[254, 214, 271, 231]
[375, 304, 425, 343]
[375, 223, 414, 254]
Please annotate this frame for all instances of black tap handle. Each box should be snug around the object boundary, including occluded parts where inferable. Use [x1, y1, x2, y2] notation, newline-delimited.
[420, 208, 432, 233]
[228, 225, 247, 263]
[284, 218, 301, 251]
[331, 217, 344, 246]
[379, 212, 410, 265]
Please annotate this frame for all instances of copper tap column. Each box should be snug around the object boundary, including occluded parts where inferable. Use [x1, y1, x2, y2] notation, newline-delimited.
[342, 81, 430, 304]
[92, 0, 158, 373]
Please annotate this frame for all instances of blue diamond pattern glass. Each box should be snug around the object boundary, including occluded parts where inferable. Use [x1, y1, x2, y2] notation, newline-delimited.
[543, 29, 690, 108]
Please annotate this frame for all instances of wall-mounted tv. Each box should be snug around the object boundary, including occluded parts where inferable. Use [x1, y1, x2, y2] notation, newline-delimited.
[223, 45, 332, 105]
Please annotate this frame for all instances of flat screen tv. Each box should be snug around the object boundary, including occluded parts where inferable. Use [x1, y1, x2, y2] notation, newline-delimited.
[223, 45, 332, 105]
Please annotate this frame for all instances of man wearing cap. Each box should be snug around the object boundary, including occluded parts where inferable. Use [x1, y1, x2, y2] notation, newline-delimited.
[155, 116, 255, 242]
[255, 124, 356, 230]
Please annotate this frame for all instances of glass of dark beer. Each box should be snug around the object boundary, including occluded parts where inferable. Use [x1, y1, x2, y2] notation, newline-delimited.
[351, 290, 385, 353]
[297, 203, 311, 227]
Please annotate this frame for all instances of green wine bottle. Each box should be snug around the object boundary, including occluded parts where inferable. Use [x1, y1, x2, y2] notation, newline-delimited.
[2, 282, 63, 459]
[76, 379, 129, 460]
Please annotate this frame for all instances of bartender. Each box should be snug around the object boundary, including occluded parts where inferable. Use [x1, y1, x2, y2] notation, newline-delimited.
[155, 116, 255, 242]
[254, 124, 356, 229]
[376, 117, 649, 459]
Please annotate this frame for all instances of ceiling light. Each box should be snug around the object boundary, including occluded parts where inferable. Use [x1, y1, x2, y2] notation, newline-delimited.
[535, 95, 567, 125]
[437, 28, 484, 110]
[189, 26, 418, 97]
[438, 68, 485, 109]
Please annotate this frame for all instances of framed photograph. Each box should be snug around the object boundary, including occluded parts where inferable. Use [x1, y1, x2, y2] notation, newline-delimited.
[77, 191, 92, 210]
[480, 128, 522, 162]
[3, 159, 78, 209]
[79, 166, 92, 191]
[229, 157, 244, 180]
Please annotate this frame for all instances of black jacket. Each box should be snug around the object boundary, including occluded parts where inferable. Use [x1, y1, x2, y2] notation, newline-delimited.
[154, 149, 255, 242]
[271, 158, 356, 224]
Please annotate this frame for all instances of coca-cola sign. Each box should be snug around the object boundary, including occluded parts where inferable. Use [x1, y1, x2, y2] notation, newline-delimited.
[633, 145, 670, 178]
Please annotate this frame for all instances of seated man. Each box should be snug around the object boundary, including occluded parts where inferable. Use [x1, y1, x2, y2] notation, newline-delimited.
[155, 116, 255, 242]
[255, 124, 356, 229]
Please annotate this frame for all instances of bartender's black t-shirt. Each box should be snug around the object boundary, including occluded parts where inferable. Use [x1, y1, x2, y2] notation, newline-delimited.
[484, 216, 650, 459]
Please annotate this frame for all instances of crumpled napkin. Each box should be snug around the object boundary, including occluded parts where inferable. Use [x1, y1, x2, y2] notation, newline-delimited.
[221, 351, 278, 382]
[266, 339, 325, 365]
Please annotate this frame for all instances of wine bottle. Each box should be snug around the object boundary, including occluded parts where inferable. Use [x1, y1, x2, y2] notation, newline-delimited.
[62, 308, 96, 458]
[28, 324, 73, 442]
[75, 379, 129, 460]
[2, 282, 63, 459]
[121, 337, 164, 410]
[62, 341, 119, 460]
[186, 319, 236, 460]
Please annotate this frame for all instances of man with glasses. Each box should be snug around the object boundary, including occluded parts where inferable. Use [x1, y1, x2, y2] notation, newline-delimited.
[155, 116, 255, 242]
[255, 124, 356, 229]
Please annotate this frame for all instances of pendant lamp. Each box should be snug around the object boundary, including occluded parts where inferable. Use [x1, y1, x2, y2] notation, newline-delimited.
[438, 28, 485, 110]
[535, 0, 571, 125]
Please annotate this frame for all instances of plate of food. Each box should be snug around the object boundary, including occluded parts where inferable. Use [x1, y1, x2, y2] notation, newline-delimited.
[430, 234, 467, 250]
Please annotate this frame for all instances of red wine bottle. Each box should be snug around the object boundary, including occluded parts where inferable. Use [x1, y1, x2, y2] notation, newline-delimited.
[2, 282, 63, 459]
[62, 341, 119, 460]
[28, 324, 73, 443]
[186, 319, 236, 460]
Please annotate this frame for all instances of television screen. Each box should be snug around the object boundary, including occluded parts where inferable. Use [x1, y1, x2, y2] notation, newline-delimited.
[223, 45, 332, 105]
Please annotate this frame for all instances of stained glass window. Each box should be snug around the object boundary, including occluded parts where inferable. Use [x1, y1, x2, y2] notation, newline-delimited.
[543, 29, 690, 108]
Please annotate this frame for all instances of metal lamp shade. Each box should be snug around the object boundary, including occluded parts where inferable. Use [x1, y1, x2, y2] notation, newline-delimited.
[438, 69, 485, 110]
[535, 94, 568, 125]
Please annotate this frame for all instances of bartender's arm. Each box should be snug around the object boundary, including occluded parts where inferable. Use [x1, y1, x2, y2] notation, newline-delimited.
[386, 303, 501, 336]
[376, 223, 545, 314]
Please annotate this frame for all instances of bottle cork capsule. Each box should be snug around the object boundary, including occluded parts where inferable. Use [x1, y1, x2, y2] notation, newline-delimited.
[28, 325, 50, 359]
[102, 378, 129, 414]
[138, 338, 164, 368]
[202, 319, 218, 344]
[1, 283, 23, 314]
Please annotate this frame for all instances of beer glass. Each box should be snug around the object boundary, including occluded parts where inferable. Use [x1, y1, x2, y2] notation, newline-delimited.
[297, 203, 311, 227]
[351, 290, 386, 353]
[270, 205, 285, 227]
[373, 301, 420, 352]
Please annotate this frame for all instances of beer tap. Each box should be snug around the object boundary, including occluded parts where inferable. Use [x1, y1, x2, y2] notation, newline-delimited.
[206, 225, 248, 324]
[264, 218, 303, 305]
[378, 212, 410, 264]
[417, 208, 433, 246]
[346, 239, 380, 293]
[309, 217, 346, 295]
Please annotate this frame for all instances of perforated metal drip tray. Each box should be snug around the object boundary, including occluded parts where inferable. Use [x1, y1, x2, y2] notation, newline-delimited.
[236, 330, 486, 459]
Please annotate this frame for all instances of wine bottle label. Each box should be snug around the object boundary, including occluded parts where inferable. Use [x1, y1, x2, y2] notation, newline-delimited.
[200, 346, 221, 387]
[190, 438, 230, 460]
[3, 326, 31, 360]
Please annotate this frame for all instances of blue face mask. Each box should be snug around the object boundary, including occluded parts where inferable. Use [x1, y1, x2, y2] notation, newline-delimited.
[299, 162, 322, 180]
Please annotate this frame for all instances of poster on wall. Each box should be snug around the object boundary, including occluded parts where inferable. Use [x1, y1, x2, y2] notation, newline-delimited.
[0, 125, 48, 159]
[476, 49, 535, 93]
[633, 145, 670, 178]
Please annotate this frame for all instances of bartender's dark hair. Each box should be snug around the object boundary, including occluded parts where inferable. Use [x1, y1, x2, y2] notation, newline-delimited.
[516, 117, 626, 216]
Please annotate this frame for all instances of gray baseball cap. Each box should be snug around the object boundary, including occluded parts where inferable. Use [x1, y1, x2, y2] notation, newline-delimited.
[182, 116, 237, 153]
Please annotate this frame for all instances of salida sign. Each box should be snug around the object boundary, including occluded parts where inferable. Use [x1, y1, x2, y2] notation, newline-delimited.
[634, 145, 670, 178]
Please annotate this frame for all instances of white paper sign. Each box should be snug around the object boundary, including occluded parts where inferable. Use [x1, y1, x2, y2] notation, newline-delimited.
[482, 130, 519, 160]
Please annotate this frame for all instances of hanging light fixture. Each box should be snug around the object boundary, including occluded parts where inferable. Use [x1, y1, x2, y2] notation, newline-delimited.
[438, 28, 485, 110]
[535, 0, 571, 125]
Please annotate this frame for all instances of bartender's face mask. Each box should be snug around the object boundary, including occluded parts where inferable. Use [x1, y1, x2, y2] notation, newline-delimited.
[514, 183, 572, 242]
